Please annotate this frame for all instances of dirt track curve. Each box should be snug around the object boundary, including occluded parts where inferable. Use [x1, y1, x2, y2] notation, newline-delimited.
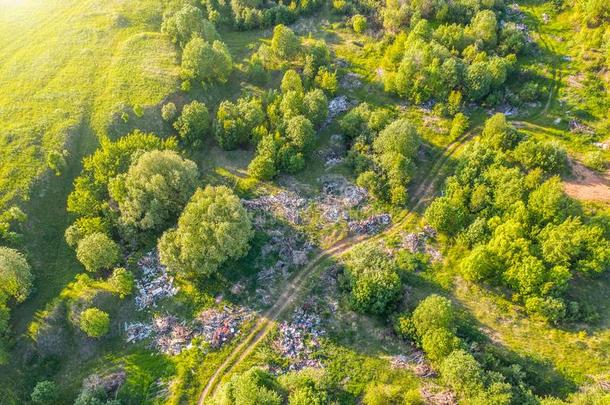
[197, 127, 477, 404]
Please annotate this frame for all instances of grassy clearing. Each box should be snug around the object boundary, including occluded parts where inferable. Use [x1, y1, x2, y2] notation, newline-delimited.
[0, 0, 179, 214]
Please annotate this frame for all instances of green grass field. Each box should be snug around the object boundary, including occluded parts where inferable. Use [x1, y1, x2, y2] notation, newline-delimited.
[0, 0, 180, 213]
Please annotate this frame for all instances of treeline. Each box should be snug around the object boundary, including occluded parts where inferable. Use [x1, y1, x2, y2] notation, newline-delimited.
[164, 0, 323, 33]
[424, 114, 610, 323]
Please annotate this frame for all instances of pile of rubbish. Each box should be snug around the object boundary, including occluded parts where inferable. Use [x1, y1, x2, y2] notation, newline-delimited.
[275, 308, 324, 370]
[340, 72, 362, 89]
[124, 306, 252, 355]
[402, 225, 442, 262]
[134, 251, 179, 310]
[81, 371, 126, 399]
[390, 350, 436, 378]
[316, 175, 368, 223]
[348, 213, 391, 235]
[327, 96, 351, 121]
[569, 119, 595, 135]
[197, 306, 252, 348]
[242, 192, 308, 225]
[421, 387, 457, 405]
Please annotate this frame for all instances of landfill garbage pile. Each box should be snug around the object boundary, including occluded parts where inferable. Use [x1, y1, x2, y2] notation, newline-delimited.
[316, 175, 368, 223]
[390, 350, 436, 378]
[569, 119, 595, 135]
[81, 370, 126, 399]
[124, 306, 252, 355]
[421, 386, 457, 405]
[134, 251, 179, 310]
[242, 192, 308, 225]
[402, 225, 442, 262]
[348, 213, 391, 235]
[275, 308, 325, 370]
[197, 306, 253, 348]
[327, 96, 352, 122]
[340, 72, 362, 90]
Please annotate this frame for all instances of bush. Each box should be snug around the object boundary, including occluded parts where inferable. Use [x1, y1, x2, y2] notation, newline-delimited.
[352, 14, 367, 33]
[79, 308, 110, 338]
[450, 113, 469, 140]
[65, 217, 109, 248]
[314, 67, 338, 95]
[583, 150, 606, 171]
[0, 246, 33, 302]
[161, 102, 177, 121]
[412, 294, 457, 335]
[440, 350, 485, 396]
[270, 24, 300, 59]
[31, 380, 59, 404]
[181, 38, 233, 83]
[173, 101, 210, 146]
[108, 267, 134, 298]
[421, 328, 461, 363]
[76, 233, 120, 273]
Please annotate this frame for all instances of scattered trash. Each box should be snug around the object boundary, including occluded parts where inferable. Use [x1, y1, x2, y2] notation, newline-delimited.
[569, 119, 594, 135]
[340, 72, 362, 90]
[420, 387, 457, 405]
[327, 96, 351, 120]
[134, 251, 179, 310]
[124, 307, 252, 355]
[554, 117, 561, 125]
[402, 225, 442, 262]
[348, 214, 391, 235]
[275, 308, 324, 370]
[243, 192, 308, 225]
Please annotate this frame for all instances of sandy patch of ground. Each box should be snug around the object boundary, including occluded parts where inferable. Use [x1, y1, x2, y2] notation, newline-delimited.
[564, 159, 610, 202]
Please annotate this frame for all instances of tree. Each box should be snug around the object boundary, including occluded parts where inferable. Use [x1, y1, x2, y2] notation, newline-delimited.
[215, 367, 282, 405]
[421, 328, 461, 363]
[303, 89, 328, 127]
[314, 67, 338, 95]
[271, 24, 300, 59]
[108, 267, 134, 298]
[109, 150, 198, 232]
[527, 177, 573, 225]
[481, 113, 520, 151]
[65, 216, 110, 248]
[352, 14, 367, 33]
[450, 113, 469, 139]
[215, 97, 266, 150]
[513, 139, 567, 175]
[0, 247, 32, 302]
[373, 118, 420, 158]
[460, 245, 500, 282]
[285, 115, 316, 153]
[412, 294, 457, 335]
[76, 233, 120, 273]
[173, 101, 210, 146]
[440, 350, 485, 397]
[79, 308, 110, 338]
[424, 196, 469, 236]
[281, 69, 303, 94]
[161, 5, 219, 47]
[181, 38, 233, 83]
[31, 380, 59, 405]
[467, 10, 497, 48]
[345, 245, 402, 314]
[161, 102, 177, 122]
[158, 186, 253, 277]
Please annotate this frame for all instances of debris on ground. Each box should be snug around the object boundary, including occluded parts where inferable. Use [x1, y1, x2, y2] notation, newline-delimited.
[124, 307, 252, 355]
[327, 96, 351, 121]
[421, 386, 457, 405]
[401, 225, 442, 262]
[340, 72, 362, 89]
[135, 251, 179, 310]
[390, 350, 437, 378]
[82, 370, 126, 398]
[275, 308, 324, 370]
[569, 119, 595, 135]
[257, 228, 314, 286]
[348, 213, 391, 235]
[242, 192, 308, 225]
[315, 175, 368, 223]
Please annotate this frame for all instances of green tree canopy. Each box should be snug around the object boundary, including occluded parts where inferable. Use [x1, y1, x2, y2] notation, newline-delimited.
[76, 233, 120, 273]
[181, 38, 233, 83]
[270, 24, 300, 59]
[173, 101, 210, 146]
[109, 149, 198, 233]
[0, 247, 32, 303]
[158, 186, 253, 277]
[79, 307, 110, 338]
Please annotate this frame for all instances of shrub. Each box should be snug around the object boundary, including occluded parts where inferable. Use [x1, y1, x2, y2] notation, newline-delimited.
[76, 233, 120, 273]
[79, 308, 110, 338]
[0, 246, 33, 302]
[161, 102, 177, 121]
[440, 350, 485, 396]
[412, 294, 457, 335]
[173, 101, 210, 146]
[271, 24, 300, 59]
[314, 67, 338, 95]
[421, 328, 461, 363]
[108, 267, 134, 298]
[352, 14, 367, 33]
[450, 113, 469, 139]
[583, 150, 606, 171]
[31, 380, 59, 405]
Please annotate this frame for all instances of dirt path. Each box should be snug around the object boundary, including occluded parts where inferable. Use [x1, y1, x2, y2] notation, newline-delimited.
[197, 128, 476, 404]
[564, 159, 610, 202]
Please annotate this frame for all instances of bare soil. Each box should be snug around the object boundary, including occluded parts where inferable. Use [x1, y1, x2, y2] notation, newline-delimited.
[564, 159, 610, 202]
